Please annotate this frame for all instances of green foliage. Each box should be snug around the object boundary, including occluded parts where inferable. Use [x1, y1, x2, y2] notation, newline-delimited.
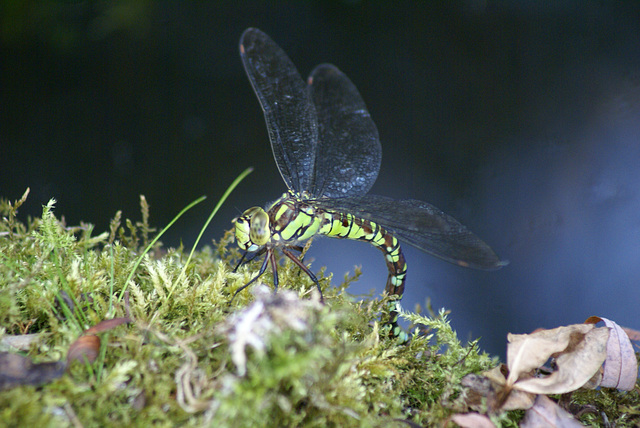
[567, 385, 640, 427]
[1, 190, 635, 426]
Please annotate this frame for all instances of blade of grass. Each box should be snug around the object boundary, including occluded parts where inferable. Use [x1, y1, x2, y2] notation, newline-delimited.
[118, 167, 253, 304]
[107, 245, 116, 317]
[168, 167, 254, 301]
[116, 196, 206, 303]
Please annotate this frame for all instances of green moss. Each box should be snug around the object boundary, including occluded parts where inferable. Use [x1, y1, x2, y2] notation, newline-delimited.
[0, 190, 637, 427]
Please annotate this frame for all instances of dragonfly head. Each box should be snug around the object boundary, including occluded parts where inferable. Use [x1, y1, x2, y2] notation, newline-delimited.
[234, 206, 271, 251]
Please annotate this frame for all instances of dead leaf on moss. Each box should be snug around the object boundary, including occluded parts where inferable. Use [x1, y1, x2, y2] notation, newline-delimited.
[67, 317, 131, 365]
[0, 316, 131, 389]
[462, 323, 615, 414]
[84, 317, 131, 335]
[461, 367, 535, 414]
[448, 412, 496, 428]
[491, 366, 536, 411]
[461, 372, 499, 412]
[520, 395, 584, 428]
[0, 352, 66, 390]
[584, 316, 638, 390]
[507, 324, 609, 395]
[67, 335, 101, 364]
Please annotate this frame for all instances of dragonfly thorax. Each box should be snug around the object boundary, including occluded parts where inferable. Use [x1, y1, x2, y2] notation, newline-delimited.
[234, 206, 271, 251]
[235, 192, 330, 253]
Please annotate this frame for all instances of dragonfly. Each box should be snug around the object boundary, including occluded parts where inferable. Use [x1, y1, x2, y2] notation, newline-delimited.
[233, 28, 505, 336]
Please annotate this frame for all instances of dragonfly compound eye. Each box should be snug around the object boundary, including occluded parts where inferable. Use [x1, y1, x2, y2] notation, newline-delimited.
[234, 207, 260, 250]
[248, 207, 271, 246]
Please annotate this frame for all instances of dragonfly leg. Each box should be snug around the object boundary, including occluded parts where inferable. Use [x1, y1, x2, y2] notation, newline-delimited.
[269, 250, 279, 293]
[233, 248, 267, 272]
[284, 245, 307, 278]
[232, 252, 247, 273]
[282, 247, 324, 302]
[230, 249, 272, 302]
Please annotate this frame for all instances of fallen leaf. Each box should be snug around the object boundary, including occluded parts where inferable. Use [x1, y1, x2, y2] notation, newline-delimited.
[581, 365, 603, 390]
[520, 395, 584, 428]
[465, 321, 629, 415]
[584, 316, 638, 390]
[448, 412, 496, 428]
[512, 325, 609, 394]
[67, 335, 101, 364]
[507, 324, 595, 385]
[84, 317, 131, 335]
[0, 352, 66, 390]
[461, 372, 498, 412]
[478, 365, 536, 411]
[66, 317, 131, 366]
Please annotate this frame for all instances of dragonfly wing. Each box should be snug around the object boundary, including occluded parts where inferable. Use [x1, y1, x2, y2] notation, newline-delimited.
[315, 195, 505, 270]
[307, 64, 382, 199]
[240, 28, 317, 194]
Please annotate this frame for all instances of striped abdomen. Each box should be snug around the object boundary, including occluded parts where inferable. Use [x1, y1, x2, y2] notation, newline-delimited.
[268, 195, 408, 301]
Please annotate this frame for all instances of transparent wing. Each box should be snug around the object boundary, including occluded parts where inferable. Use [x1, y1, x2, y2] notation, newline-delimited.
[240, 28, 317, 194]
[314, 195, 505, 270]
[307, 64, 382, 198]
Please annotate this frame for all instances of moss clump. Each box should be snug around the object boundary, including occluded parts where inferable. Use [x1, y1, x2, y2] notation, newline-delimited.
[3, 191, 634, 427]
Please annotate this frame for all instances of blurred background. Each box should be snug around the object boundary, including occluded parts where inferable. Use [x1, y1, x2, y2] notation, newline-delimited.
[2, 1, 640, 357]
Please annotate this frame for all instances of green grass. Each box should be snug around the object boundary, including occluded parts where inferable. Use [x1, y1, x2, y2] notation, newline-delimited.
[0, 181, 637, 427]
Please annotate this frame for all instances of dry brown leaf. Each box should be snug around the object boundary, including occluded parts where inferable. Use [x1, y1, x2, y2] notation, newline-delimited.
[481, 365, 536, 411]
[501, 387, 538, 411]
[520, 395, 584, 428]
[448, 412, 497, 428]
[581, 365, 603, 390]
[482, 364, 508, 385]
[461, 372, 499, 412]
[584, 316, 638, 390]
[0, 317, 130, 390]
[464, 321, 628, 415]
[507, 324, 595, 385]
[462, 366, 535, 413]
[67, 335, 101, 364]
[66, 317, 131, 366]
[0, 352, 66, 390]
[84, 317, 131, 335]
[512, 325, 609, 394]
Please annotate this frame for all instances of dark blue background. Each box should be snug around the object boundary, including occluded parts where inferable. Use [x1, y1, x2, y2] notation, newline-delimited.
[3, 1, 640, 357]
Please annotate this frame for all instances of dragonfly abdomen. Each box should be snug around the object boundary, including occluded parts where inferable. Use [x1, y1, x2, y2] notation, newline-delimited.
[319, 210, 408, 299]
